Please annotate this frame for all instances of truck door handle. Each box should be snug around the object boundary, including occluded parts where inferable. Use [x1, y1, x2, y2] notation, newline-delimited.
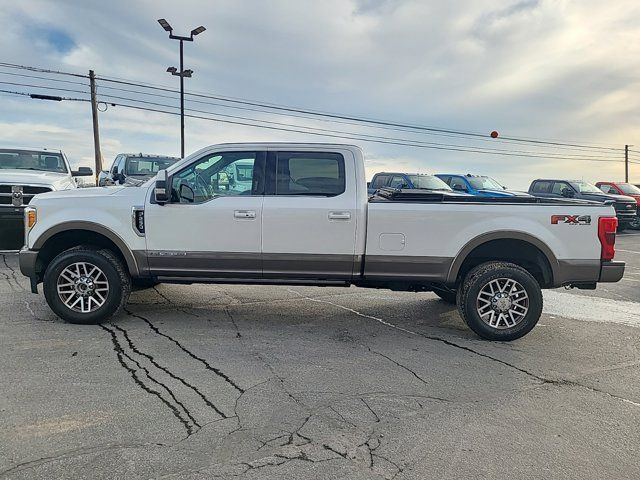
[328, 211, 351, 220]
[234, 210, 256, 219]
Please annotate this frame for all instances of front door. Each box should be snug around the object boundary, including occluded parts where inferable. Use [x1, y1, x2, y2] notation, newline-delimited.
[261, 149, 358, 279]
[144, 150, 265, 278]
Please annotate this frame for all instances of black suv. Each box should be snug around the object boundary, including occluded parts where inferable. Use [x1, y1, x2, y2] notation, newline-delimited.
[529, 179, 637, 231]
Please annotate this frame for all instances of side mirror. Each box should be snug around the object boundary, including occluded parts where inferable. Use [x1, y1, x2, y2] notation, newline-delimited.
[117, 172, 126, 185]
[561, 187, 574, 198]
[179, 183, 195, 203]
[154, 170, 169, 204]
[72, 166, 93, 177]
[367, 182, 371, 188]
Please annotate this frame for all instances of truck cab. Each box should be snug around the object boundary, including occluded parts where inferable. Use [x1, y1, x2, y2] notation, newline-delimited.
[367, 172, 454, 195]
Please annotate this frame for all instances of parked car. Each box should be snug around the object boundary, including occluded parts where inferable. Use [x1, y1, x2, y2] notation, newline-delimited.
[98, 153, 179, 186]
[0, 148, 92, 250]
[435, 174, 529, 197]
[367, 172, 459, 195]
[19, 143, 624, 341]
[528, 179, 637, 231]
[596, 182, 640, 229]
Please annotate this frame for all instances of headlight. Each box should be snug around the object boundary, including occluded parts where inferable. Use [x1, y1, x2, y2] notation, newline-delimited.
[24, 206, 37, 230]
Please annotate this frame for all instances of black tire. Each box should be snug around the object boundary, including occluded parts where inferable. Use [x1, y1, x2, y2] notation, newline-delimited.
[630, 216, 640, 230]
[43, 247, 131, 324]
[432, 286, 457, 304]
[132, 278, 160, 291]
[457, 261, 543, 341]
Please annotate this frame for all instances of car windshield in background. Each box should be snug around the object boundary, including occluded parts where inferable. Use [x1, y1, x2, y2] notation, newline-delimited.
[126, 157, 177, 176]
[572, 181, 603, 193]
[618, 183, 640, 195]
[0, 149, 68, 173]
[467, 176, 505, 190]
[407, 175, 452, 190]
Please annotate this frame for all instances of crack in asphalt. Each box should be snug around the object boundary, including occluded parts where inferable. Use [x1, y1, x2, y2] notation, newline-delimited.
[1, 254, 24, 291]
[100, 324, 196, 436]
[288, 289, 640, 409]
[125, 308, 245, 393]
[0, 442, 166, 478]
[111, 323, 228, 419]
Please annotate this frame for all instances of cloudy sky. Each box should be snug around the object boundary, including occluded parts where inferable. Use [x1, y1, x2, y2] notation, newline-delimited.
[1, 0, 639, 188]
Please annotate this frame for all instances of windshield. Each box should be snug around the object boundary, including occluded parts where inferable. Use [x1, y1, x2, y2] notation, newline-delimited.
[0, 149, 68, 173]
[126, 157, 178, 176]
[571, 181, 603, 193]
[407, 175, 452, 190]
[618, 183, 640, 195]
[467, 176, 505, 190]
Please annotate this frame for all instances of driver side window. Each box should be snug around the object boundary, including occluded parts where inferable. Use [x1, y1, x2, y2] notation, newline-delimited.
[171, 152, 260, 203]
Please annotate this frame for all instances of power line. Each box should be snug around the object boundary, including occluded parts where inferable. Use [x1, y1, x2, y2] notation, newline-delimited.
[95, 91, 623, 161]
[0, 80, 90, 97]
[97, 99, 627, 164]
[94, 81, 625, 155]
[0, 70, 89, 87]
[0, 88, 89, 102]
[94, 74, 625, 152]
[0, 62, 88, 79]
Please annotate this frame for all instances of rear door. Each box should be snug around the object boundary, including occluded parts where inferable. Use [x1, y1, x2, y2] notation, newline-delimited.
[261, 149, 358, 279]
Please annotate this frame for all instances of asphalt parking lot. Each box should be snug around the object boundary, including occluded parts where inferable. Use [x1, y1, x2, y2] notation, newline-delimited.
[1, 233, 640, 479]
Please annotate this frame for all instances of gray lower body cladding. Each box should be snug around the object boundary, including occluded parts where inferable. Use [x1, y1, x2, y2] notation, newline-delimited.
[19, 249, 624, 291]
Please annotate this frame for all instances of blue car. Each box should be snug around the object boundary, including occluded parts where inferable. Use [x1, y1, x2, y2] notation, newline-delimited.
[367, 172, 457, 195]
[435, 174, 530, 197]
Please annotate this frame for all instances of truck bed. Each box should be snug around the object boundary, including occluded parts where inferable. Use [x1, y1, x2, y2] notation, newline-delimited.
[370, 187, 608, 205]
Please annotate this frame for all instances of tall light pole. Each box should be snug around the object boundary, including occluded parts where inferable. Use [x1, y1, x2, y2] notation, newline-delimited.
[157, 19, 206, 158]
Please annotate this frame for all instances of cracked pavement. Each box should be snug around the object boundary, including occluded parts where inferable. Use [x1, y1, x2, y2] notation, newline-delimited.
[1, 233, 640, 479]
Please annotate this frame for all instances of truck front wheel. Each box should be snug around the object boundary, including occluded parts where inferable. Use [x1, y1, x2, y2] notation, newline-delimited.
[457, 261, 542, 341]
[43, 247, 131, 324]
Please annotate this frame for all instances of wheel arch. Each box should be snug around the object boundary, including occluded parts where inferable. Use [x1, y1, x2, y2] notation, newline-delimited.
[446, 231, 558, 288]
[33, 221, 141, 277]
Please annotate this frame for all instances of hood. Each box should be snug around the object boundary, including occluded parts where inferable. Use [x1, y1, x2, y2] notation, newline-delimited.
[580, 192, 636, 203]
[32, 186, 127, 202]
[0, 169, 74, 190]
[476, 189, 527, 197]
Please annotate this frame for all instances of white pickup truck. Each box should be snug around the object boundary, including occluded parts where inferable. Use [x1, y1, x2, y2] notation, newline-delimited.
[1, 148, 93, 250]
[19, 143, 624, 340]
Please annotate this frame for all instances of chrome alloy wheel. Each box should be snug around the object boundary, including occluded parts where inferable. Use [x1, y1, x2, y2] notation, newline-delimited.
[57, 262, 110, 313]
[476, 278, 529, 329]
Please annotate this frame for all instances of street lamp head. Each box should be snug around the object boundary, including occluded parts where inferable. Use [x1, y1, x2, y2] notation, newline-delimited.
[166, 66, 178, 73]
[158, 18, 173, 32]
[191, 26, 206, 36]
[182, 69, 193, 78]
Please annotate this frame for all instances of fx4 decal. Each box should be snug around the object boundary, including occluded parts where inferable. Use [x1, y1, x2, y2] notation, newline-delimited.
[551, 215, 591, 225]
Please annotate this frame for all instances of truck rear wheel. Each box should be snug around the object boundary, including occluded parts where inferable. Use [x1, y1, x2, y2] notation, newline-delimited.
[457, 261, 542, 341]
[43, 247, 131, 324]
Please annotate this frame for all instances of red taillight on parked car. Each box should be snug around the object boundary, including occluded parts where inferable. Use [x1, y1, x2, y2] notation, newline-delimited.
[598, 216, 618, 261]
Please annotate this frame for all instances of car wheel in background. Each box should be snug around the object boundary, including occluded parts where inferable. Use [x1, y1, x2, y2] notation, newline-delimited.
[457, 261, 543, 341]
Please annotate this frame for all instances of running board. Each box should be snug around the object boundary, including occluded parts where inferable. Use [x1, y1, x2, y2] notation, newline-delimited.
[155, 276, 350, 287]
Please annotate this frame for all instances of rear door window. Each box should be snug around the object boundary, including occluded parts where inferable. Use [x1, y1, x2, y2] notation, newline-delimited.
[371, 174, 389, 188]
[551, 182, 571, 195]
[273, 152, 345, 196]
[389, 175, 406, 188]
[531, 181, 552, 194]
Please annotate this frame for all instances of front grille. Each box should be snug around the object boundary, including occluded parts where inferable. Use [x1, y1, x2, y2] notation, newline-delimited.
[0, 184, 52, 206]
[614, 202, 637, 216]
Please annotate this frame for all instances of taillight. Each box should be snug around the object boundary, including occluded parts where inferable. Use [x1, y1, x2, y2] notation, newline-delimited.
[598, 216, 617, 261]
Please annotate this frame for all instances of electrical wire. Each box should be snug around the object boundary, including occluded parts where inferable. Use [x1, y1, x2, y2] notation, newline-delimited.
[97, 99, 627, 164]
[0, 89, 89, 102]
[95, 92, 623, 161]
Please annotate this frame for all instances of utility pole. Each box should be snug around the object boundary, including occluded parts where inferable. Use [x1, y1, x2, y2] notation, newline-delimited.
[158, 19, 206, 158]
[624, 144, 635, 182]
[89, 70, 102, 183]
